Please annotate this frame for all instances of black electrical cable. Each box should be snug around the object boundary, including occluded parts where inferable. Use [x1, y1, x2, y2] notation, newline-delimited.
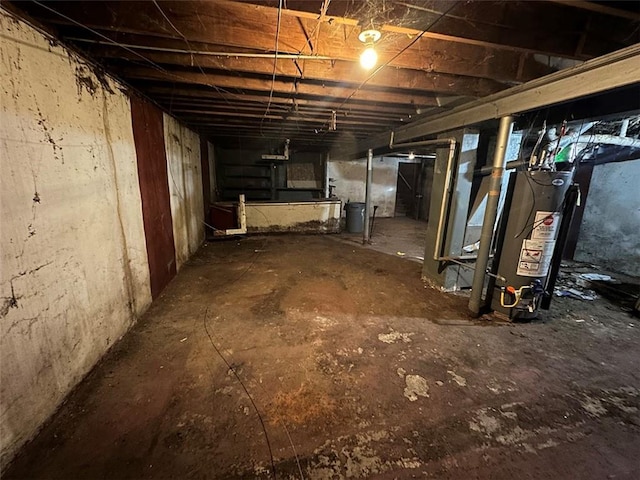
[203, 308, 277, 480]
[513, 112, 541, 239]
[152, 0, 232, 107]
[261, 0, 284, 136]
[32, 0, 252, 108]
[200, 230, 304, 479]
[318, 1, 459, 136]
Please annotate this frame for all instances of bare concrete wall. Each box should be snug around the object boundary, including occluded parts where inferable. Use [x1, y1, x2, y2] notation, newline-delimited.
[0, 11, 152, 467]
[327, 156, 407, 217]
[575, 159, 640, 277]
[164, 114, 205, 270]
[246, 200, 341, 233]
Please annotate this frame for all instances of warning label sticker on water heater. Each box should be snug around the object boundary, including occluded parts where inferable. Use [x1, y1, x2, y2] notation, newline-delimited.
[516, 239, 556, 277]
[531, 211, 560, 240]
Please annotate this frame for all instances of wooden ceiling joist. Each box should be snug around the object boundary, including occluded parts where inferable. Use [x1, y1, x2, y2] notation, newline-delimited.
[152, 95, 428, 118]
[162, 102, 411, 122]
[144, 86, 441, 112]
[92, 47, 506, 98]
[120, 67, 447, 108]
[254, 0, 638, 58]
[24, 0, 554, 83]
[10, 0, 638, 149]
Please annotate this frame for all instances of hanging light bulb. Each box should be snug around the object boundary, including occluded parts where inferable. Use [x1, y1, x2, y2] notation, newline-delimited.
[358, 29, 381, 71]
[408, 151, 415, 160]
[360, 47, 378, 70]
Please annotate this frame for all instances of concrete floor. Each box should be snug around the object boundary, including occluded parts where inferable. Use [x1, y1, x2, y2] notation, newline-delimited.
[6, 232, 640, 479]
[337, 217, 427, 263]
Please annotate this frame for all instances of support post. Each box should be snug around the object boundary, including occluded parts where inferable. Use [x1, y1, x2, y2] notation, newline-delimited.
[468, 116, 514, 316]
[363, 148, 373, 244]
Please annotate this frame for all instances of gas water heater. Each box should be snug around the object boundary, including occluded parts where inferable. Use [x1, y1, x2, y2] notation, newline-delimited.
[490, 170, 574, 320]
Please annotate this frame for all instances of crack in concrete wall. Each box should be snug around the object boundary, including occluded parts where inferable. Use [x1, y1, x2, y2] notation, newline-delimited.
[102, 90, 137, 318]
[164, 114, 205, 271]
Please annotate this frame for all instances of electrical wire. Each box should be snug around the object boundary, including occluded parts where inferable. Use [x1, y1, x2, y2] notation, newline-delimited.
[36, 0, 324, 146]
[261, 0, 284, 136]
[33, 0, 277, 112]
[514, 119, 595, 239]
[510, 112, 540, 239]
[287, 0, 331, 137]
[202, 308, 277, 480]
[318, 1, 460, 136]
[32, 1, 164, 71]
[199, 230, 304, 479]
[138, 32, 296, 460]
[152, 0, 233, 108]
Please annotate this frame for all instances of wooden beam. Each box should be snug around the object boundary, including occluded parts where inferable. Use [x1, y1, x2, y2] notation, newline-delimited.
[159, 100, 412, 121]
[89, 46, 505, 97]
[193, 124, 376, 138]
[364, 44, 640, 151]
[229, 0, 637, 58]
[190, 127, 383, 140]
[25, 0, 555, 83]
[176, 110, 397, 127]
[150, 89, 429, 115]
[118, 66, 450, 107]
[144, 85, 438, 108]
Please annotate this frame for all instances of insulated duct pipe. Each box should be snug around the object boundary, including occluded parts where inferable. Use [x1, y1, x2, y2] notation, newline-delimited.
[389, 133, 457, 260]
[475, 133, 640, 176]
[468, 116, 514, 316]
[363, 149, 373, 244]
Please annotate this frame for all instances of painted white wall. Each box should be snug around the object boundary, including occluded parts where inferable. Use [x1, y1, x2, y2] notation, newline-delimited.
[0, 11, 151, 467]
[575, 159, 640, 277]
[164, 114, 205, 270]
[327, 156, 408, 217]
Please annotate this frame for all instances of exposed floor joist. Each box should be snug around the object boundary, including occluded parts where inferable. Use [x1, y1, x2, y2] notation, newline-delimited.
[9, 0, 640, 149]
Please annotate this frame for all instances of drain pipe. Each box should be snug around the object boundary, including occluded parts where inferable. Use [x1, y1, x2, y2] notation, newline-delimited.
[389, 132, 457, 260]
[363, 148, 373, 244]
[468, 116, 514, 316]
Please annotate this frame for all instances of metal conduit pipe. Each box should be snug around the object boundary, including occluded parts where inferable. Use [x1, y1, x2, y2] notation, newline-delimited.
[67, 37, 335, 60]
[363, 149, 373, 244]
[477, 159, 527, 176]
[469, 116, 514, 317]
[389, 132, 457, 261]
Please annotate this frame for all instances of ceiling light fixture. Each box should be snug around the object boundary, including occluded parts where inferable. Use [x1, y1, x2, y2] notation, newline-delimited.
[358, 29, 381, 70]
[408, 151, 415, 160]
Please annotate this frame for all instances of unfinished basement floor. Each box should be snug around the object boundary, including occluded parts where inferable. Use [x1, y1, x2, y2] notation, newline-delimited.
[6, 235, 640, 480]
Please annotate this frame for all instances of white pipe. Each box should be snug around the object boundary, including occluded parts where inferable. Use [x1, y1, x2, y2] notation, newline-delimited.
[324, 152, 330, 198]
[67, 37, 335, 60]
[389, 134, 457, 260]
[363, 149, 373, 244]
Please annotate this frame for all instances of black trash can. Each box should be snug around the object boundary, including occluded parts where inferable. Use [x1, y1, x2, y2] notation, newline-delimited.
[345, 202, 365, 233]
